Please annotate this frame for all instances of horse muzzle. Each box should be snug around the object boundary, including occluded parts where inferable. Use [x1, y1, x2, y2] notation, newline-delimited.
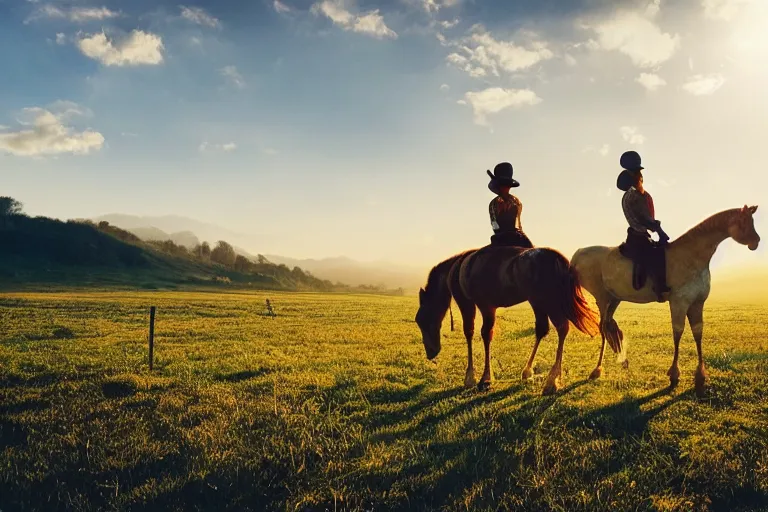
[748, 238, 760, 251]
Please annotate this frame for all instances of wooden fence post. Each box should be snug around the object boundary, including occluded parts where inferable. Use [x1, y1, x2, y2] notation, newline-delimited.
[149, 306, 156, 370]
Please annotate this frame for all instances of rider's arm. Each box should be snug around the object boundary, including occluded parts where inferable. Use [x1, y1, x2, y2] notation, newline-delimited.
[623, 189, 659, 232]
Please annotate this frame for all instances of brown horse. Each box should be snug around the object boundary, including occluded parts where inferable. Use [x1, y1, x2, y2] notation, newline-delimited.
[571, 205, 761, 397]
[415, 245, 600, 395]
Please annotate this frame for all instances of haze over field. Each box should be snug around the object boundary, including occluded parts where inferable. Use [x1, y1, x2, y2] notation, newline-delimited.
[1, 0, 766, 288]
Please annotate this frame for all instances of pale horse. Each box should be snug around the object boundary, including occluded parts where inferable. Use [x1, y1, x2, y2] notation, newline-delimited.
[571, 205, 760, 398]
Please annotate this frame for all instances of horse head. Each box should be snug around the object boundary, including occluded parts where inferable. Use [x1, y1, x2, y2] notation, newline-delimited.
[729, 205, 760, 251]
[415, 287, 445, 360]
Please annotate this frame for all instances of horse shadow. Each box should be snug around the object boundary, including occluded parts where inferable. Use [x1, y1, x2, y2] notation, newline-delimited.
[341, 380, 702, 510]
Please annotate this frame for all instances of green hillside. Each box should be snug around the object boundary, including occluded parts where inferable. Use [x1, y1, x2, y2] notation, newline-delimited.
[0, 197, 400, 294]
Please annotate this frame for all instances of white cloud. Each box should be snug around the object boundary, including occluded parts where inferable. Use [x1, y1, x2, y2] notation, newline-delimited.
[312, 1, 397, 39]
[446, 53, 486, 77]
[0, 105, 104, 157]
[180, 6, 220, 28]
[273, 0, 292, 14]
[77, 30, 164, 66]
[702, 0, 753, 20]
[461, 87, 542, 125]
[636, 72, 667, 91]
[564, 53, 577, 66]
[27, 4, 120, 23]
[583, 143, 611, 156]
[220, 66, 246, 89]
[620, 126, 646, 145]
[440, 83, 450, 91]
[646, 0, 661, 17]
[199, 141, 237, 153]
[353, 11, 397, 39]
[55, 33, 67, 45]
[585, 10, 680, 68]
[416, 0, 461, 13]
[446, 26, 554, 78]
[439, 18, 459, 29]
[682, 73, 726, 95]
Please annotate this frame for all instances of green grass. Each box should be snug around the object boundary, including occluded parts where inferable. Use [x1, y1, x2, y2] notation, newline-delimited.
[1, 291, 768, 511]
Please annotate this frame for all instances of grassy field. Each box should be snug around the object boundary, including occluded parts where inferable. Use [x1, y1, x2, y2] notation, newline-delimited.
[1, 291, 767, 511]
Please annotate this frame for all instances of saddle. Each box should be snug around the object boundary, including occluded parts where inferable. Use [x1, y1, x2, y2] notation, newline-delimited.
[490, 229, 534, 248]
[618, 242, 648, 290]
[618, 238, 667, 292]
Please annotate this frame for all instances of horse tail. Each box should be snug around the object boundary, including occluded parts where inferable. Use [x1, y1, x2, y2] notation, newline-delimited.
[526, 249, 600, 337]
[449, 303, 455, 331]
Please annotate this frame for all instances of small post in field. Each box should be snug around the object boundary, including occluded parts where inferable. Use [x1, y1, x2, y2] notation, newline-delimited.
[149, 306, 156, 370]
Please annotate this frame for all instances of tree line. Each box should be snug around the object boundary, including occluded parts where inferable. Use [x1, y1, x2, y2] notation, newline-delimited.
[0, 196, 403, 295]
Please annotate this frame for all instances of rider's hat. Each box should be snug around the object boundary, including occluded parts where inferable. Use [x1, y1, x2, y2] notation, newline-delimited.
[487, 162, 519, 194]
[617, 151, 644, 191]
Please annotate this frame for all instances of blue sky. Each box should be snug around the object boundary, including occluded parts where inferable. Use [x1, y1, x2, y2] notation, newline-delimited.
[1, 0, 766, 269]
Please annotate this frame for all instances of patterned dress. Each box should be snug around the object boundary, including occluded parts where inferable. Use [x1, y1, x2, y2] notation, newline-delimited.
[620, 186, 669, 298]
[488, 194, 533, 248]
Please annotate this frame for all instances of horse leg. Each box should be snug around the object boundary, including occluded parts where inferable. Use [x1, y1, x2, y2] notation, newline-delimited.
[456, 299, 477, 389]
[542, 319, 569, 395]
[478, 306, 497, 392]
[590, 300, 621, 380]
[667, 300, 688, 389]
[687, 300, 708, 398]
[522, 305, 549, 380]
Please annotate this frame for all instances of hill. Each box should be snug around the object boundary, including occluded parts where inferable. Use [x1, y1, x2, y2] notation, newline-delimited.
[0, 198, 401, 294]
[710, 265, 768, 303]
[264, 254, 426, 291]
[94, 213, 426, 291]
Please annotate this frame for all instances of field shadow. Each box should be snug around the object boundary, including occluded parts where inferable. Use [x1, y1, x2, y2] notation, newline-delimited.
[320, 381, 696, 511]
[215, 368, 271, 383]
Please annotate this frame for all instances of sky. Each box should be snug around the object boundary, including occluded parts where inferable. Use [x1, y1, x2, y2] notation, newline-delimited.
[1, 0, 766, 270]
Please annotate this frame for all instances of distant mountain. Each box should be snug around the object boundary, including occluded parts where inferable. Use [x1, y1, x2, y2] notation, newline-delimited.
[128, 227, 200, 248]
[264, 254, 426, 291]
[94, 214, 263, 252]
[0, 212, 403, 294]
[95, 213, 428, 291]
[710, 265, 768, 303]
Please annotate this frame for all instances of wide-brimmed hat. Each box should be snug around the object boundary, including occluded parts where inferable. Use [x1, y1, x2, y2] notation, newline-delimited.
[487, 162, 519, 192]
[616, 151, 644, 191]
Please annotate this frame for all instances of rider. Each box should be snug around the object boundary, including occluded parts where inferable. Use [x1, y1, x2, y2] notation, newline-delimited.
[616, 150, 671, 302]
[487, 162, 533, 248]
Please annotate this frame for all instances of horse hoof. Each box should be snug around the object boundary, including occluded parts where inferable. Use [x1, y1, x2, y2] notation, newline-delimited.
[464, 376, 477, 389]
[541, 379, 561, 396]
[694, 372, 708, 398]
[521, 367, 534, 380]
[668, 378, 679, 390]
[589, 367, 602, 380]
[477, 380, 491, 392]
[622, 360, 629, 370]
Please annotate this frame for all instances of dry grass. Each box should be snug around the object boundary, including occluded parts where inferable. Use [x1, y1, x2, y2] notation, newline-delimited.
[1, 290, 767, 511]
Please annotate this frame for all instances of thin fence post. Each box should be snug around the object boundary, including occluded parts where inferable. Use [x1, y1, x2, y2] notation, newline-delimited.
[149, 306, 156, 370]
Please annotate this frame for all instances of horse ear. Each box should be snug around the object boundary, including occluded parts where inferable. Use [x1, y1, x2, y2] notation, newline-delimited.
[750, 205, 758, 214]
[418, 288, 425, 303]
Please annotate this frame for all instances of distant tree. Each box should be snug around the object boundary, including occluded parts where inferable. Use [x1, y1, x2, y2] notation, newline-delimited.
[0, 196, 23, 217]
[193, 242, 212, 261]
[211, 240, 237, 267]
[257, 254, 269, 264]
[234, 254, 252, 273]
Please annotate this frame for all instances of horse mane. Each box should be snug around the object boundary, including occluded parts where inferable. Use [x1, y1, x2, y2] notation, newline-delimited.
[423, 249, 477, 294]
[672, 208, 739, 245]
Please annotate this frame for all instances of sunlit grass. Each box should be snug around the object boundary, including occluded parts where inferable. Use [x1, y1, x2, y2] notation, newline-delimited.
[1, 291, 767, 511]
